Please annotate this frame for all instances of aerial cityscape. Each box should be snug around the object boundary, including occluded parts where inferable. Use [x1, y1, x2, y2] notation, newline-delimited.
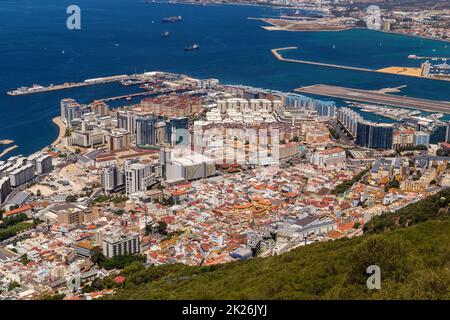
[0, 0, 450, 304]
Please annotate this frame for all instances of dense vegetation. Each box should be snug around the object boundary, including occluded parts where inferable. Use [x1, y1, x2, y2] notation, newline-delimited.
[0, 213, 29, 229]
[91, 248, 147, 270]
[109, 189, 450, 300]
[0, 222, 34, 242]
[364, 188, 450, 234]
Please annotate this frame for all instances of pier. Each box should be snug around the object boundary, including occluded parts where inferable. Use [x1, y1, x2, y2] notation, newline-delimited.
[296, 84, 450, 114]
[7, 74, 129, 96]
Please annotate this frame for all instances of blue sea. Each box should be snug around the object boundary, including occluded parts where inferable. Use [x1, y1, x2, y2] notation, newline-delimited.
[1, 0, 450, 158]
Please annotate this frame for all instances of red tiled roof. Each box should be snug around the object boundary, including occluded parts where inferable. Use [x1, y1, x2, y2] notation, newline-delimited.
[3, 204, 33, 217]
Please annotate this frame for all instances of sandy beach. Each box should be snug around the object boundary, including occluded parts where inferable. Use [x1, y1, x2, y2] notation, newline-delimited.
[0, 145, 18, 159]
[51, 116, 66, 147]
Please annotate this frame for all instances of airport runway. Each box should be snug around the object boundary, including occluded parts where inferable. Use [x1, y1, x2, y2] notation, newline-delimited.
[296, 84, 450, 114]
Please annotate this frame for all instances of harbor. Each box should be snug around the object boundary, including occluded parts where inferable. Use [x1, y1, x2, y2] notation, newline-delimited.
[347, 102, 422, 121]
[296, 84, 450, 113]
[6, 73, 165, 96]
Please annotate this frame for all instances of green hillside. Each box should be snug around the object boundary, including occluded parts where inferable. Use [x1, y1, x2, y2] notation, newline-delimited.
[110, 190, 450, 300]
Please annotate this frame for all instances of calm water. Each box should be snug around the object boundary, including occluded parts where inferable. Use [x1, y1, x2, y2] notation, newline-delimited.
[1, 0, 450, 158]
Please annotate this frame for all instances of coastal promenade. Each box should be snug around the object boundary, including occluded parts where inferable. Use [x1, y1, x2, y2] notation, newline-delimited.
[296, 84, 450, 113]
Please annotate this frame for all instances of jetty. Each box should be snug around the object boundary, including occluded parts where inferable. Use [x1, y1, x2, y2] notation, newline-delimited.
[272, 47, 375, 72]
[271, 47, 450, 82]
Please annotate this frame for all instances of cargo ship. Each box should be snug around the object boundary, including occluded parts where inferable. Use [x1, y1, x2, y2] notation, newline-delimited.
[184, 43, 199, 51]
[162, 16, 182, 23]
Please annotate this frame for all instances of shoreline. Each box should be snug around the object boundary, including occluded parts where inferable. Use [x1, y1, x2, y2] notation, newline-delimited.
[51, 116, 66, 147]
[250, 16, 450, 44]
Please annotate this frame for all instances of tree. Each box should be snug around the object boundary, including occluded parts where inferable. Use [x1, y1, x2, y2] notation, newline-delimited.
[384, 179, 400, 192]
[8, 281, 21, 291]
[20, 254, 31, 265]
[114, 209, 125, 216]
[157, 221, 168, 235]
[36, 189, 41, 197]
[66, 195, 77, 203]
[91, 247, 106, 266]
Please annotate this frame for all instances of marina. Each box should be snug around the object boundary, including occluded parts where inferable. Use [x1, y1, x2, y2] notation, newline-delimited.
[347, 102, 421, 121]
[296, 84, 450, 113]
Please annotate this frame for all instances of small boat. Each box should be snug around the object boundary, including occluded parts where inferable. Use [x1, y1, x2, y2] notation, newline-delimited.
[161, 31, 170, 37]
[184, 43, 199, 51]
[162, 16, 182, 23]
